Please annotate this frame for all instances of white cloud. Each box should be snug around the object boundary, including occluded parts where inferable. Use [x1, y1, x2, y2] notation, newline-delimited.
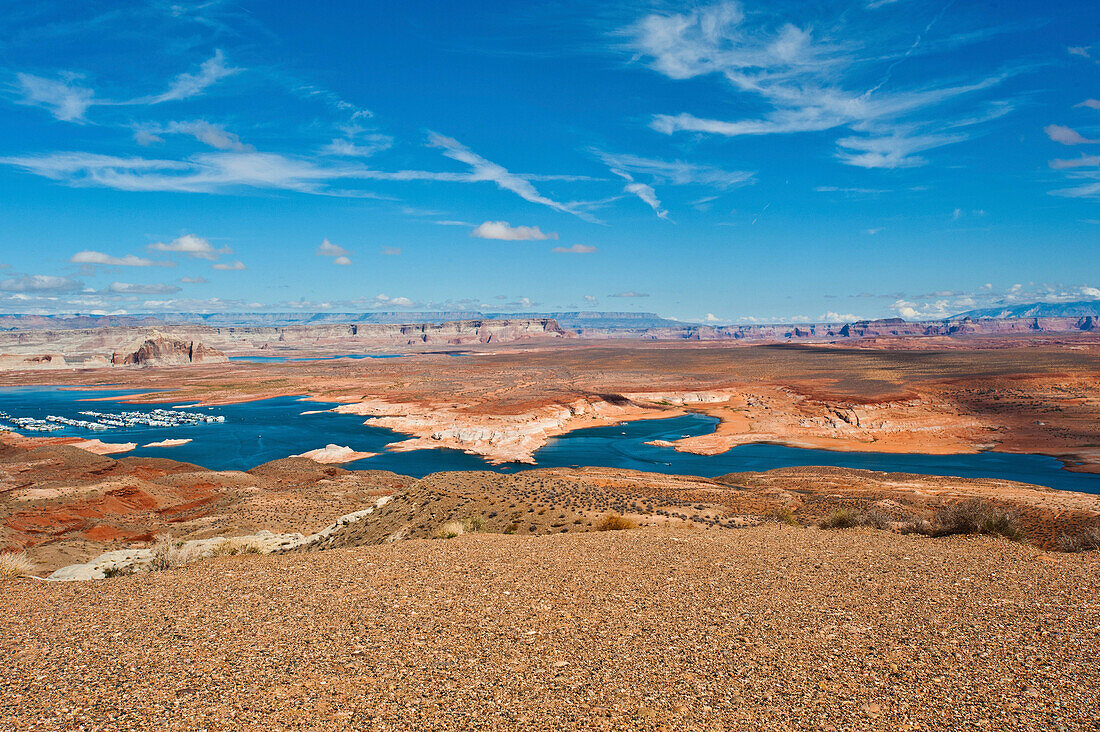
[180, 276, 207, 284]
[593, 151, 754, 190]
[333, 256, 352, 266]
[317, 238, 349, 257]
[1044, 124, 1096, 145]
[1049, 155, 1100, 169]
[863, 228, 883, 235]
[14, 52, 236, 126]
[624, 181, 668, 220]
[627, 2, 1015, 168]
[70, 250, 160, 266]
[552, 244, 597, 253]
[0, 275, 83, 293]
[14, 73, 94, 122]
[144, 50, 237, 104]
[107, 282, 181, 295]
[704, 313, 721, 323]
[822, 311, 857, 321]
[211, 260, 246, 271]
[149, 234, 224, 260]
[609, 291, 649, 298]
[369, 293, 419, 309]
[428, 133, 596, 221]
[381, 247, 401, 256]
[583, 295, 598, 305]
[835, 132, 968, 169]
[321, 135, 393, 157]
[135, 120, 252, 152]
[593, 150, 754, 220]
[470, 221, 557, 241]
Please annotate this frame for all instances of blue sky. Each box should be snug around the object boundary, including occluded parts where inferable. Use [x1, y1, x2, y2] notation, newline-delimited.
[0, 0, 1097, 323]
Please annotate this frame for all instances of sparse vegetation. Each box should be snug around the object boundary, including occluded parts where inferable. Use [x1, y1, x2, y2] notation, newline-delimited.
[596, 513, 638, 531]
[767, 505, 800, 526]
[819, 507, 863, 529]
[438, 521, 465, 539]
[927, 499, 1027, 542]
[1059, 526, 1100, 553]
[0, 551, 34, 579]
[211, 537, 265, 557]
[463, 515, 486, 532]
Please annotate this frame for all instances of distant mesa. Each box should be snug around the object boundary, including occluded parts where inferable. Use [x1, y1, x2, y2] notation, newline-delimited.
[950, 300, 1100, 320]
[111, 331, 228, 367]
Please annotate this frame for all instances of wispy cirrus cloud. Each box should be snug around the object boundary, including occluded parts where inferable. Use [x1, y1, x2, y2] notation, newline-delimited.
[0, 134, 597, 216]
[13, 73, 95, 122]
[552, 244, 597, 253]
[592, 149, 754, 220]
[12, 51, 237, 124]
[141, 50, 237, 104]
[134, 120, 252, 152]
[428, 133, 596, 221]
[624, 1, 1017, 169]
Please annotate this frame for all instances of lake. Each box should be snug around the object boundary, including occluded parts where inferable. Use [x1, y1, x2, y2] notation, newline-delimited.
[1, 386, 1096, 494]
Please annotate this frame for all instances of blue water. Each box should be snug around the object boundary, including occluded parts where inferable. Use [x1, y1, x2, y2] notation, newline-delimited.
[1, 387, 1096, 493]
[230, 354, 407, 363]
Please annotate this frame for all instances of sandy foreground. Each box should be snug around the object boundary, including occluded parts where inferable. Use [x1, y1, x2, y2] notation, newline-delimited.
[3, 525, 1098, 731]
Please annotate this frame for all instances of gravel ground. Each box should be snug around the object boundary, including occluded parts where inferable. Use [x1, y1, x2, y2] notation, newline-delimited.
[2, 524, 1099, 731]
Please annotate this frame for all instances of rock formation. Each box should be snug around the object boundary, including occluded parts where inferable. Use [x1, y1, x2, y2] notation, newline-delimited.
[110, 332, 228, 367]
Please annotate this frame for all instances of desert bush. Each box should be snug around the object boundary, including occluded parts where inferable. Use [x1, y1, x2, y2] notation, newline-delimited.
[767, 506, 799, 526]
[462, 515, 486, 533]
[924, 497, 1025, 541]
[437, 521, 464, 539]
[1058, 526, 1100, 553]
[861, 509, 893, 530]
[930, 499, 986, 535]
[0, 551, 34, 579]
[898, 518, 932, 535]
[819, 508, 863, 529]
[503, 522, 520, 535]
[596, 513, 637, 531]
[102, 565, 135, 578]
[211, 537, 265, 557]
[149, 533, 202, 571]
[929, 499, 1026, 542]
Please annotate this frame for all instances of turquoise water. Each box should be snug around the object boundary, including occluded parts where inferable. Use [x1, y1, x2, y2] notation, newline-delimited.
[1, 387, 1096, 493]
[229, 354, 407, 363]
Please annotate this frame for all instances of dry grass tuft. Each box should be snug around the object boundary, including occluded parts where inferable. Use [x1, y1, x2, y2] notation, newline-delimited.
[1059, 526, 1100, 553]
[211, 537, 265, 557]
[0, 551, 34, 579]
[928, 499, 1026, 542]
[767, 506, 800, 526]
[819, 507, 863, 529]
[596, 514, 638, 531]
[437, 521, 465, 539]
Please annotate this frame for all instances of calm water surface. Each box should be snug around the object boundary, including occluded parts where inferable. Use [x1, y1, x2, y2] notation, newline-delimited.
[2, 386, 1096, 493]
